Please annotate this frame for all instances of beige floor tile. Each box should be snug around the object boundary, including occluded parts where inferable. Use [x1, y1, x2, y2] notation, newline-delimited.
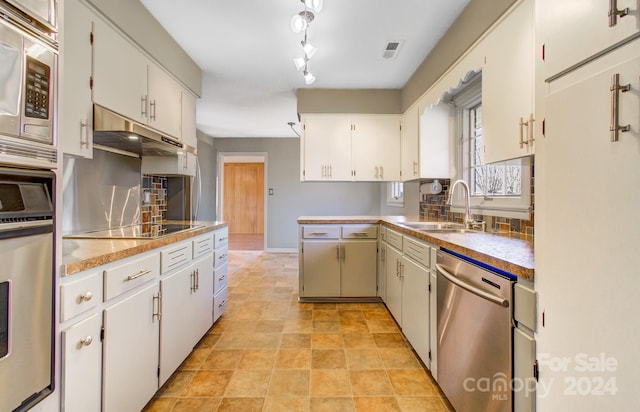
[248, 332, 281, 348]
[346, 349, 384, 370]
[181, 370, 233, 397]
[264, 397, 311, 412]
[338, 310, 365, 320]
[372, 333, 408, 349]
[216, 397, 264, 412]
[343, 333, 378, 349]
[237, 349, 277, 369]
[340, 319, 370, 334]
[310, 369, 352, 396]
[387, 370, 437, 396]
[276, 348, 311, 369]
[197, 333, 222, 349]
[156, 370, 194, 397]
[313, 320, 341, 333]
[142, 396, 176, 411]
[367, 319, 401, 333]
[268, 370, 310, 396]
[255, 319, 285, 333]
[309, 397, 355, 412]
[378, 348, 422, 369]
[312, 349, 347, 369]
[224, 370, 271, 396]
[312, 303, 337, 310]
[215, 333, 253, 349]
[201, 349, 244, 370]
[287, 309, 313, 320]
[178, 348, 211, 370]
[349, 370, 395, 396]
[171, 397, 221, 412]
[312, 333, 344, 348]
[396, 396, 448, 412]
[312, 310, 340, 321]
[353, 396, 401, 412]
[280, 333, 312, 348]
[284, 318, 313, 333]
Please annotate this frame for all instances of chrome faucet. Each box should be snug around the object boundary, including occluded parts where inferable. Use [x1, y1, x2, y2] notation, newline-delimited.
[448, 179, 480, 229]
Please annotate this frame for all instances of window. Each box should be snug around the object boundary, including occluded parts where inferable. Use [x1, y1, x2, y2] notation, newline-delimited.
[452, 74, 531, 219]
[387, 181, 404, 207]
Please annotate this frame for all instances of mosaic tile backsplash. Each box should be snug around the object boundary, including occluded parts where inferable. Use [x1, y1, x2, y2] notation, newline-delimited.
[142, 175, 167, 236]
[418, 165, 535, 238]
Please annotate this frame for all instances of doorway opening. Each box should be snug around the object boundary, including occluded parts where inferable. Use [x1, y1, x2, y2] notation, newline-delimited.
[218, 153, 266, 251]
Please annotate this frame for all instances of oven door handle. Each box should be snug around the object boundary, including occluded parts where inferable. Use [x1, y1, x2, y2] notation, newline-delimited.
[0, 222, 53, 240]
[436, 263, 509, 307]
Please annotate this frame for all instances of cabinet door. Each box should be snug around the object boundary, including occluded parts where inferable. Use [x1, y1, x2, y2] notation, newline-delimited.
[483, 0, 534, 163]
[341, 241, 377, 297]
[351, 116, 379, 181]
[429, 270, 438, 378]
[377, 241, 387, 301]
[514, 328, 536, 412]
[159, 264, 197, 386]
[92, 18, 148, 124]
[539, 0, 638, 78]
[385, 246, 403, 325]
[401, 256, 430, 366]
[61, 314, 102, 412]
[376, 115, 401, 181]
[301, 240, 341, 297]
[103, 283, 159, 412]
[181, 89, 198, 148]
[301, 115, 334, 180]
[401, 106, 420, 181]
[193, 254, 215, 338]
[148, 62, 183, 139]
[59, 0, 93, 158]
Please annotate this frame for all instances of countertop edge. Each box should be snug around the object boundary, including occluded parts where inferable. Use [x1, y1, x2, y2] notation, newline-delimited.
[298, 216, 534, 281]
[62, 221, 228, 276]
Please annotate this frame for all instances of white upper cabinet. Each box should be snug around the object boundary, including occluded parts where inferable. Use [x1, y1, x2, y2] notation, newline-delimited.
[59, 0, 94, 158]
[181, 89, 198, 148]
[539, 0, 639, 79]
[301, 114, 400, 181]
[92, 16, 148, 125]
[400, 105, 420, 181]
[148, 63, 183, 140]
[482, 0, 535, 163]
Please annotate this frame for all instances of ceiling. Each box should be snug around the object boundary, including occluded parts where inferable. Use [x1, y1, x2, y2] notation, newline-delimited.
[140, 0, 471, 139]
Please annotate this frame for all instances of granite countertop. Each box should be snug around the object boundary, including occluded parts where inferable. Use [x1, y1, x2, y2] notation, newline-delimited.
[62, 221, 228, 276]
[297, 216, 534, 281]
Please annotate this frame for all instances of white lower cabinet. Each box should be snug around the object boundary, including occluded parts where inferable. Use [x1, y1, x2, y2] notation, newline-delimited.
[384, 244, 403, 323]
[61, 313, 102, 412]
[102, 281, 160, 412]
[300, 224, 378, 298]
[213, 227, 229, 322]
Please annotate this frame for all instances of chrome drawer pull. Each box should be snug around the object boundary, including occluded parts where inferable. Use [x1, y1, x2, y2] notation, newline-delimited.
[608, 0, 629, 27]
[126, 269, 151, 281]
[80, 336, 93, 346]
[80, 291, 93, 302]
[610, 73, 631, 142]
[218, 299, 227, 308]
[309, 232, 328, 236]
[153, 291, 162, 321]
[218, 274, 227, 281]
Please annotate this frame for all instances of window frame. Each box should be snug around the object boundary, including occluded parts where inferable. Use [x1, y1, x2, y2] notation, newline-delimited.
[386, 181, 404, 207]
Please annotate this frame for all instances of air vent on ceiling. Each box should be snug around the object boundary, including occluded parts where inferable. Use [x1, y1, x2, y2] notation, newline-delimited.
[382, 40, 404, 59]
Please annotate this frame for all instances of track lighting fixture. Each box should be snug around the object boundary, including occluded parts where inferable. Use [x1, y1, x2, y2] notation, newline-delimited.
[291, 0, 321, 85]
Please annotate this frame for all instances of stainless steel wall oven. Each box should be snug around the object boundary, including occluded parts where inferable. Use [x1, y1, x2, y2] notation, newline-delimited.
[0, 166, 54, 411]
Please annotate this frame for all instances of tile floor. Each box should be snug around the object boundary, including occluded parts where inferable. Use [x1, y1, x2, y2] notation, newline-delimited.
[144, 251, 453, 412]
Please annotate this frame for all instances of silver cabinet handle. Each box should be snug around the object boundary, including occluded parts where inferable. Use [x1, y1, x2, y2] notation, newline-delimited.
[191, 270, 197, 292]
[195, 268, 199, 291]
[153, 291, 162, 321]
[610, 73, 631, 142]
[309, 232, 328, 236]
[141, 95, 148, 118]
[519, 117, 528, 148]
[218, 274, 227, 282]
[218, 253, 228, 260]
[396, 259, 400, 277]
[399, 262, 404, 280]
[218, 299, 227, 308]
[80, 120, 90, 148]
[436, 263, 508, 307]
[336, 244, 340, 260]
[527, 113, 535, 146]
[351, 232, 369, 237]
[608, 0, 629, 27]
[126, 269, 151, 281]
[341, 245, 346, 262]
[150, 100, 157, 121]
[80, 336, 93, 346]
[80, 291, 93, 302]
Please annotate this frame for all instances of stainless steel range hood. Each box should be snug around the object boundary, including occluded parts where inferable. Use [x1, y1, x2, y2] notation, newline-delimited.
[92, 105, 196, 157]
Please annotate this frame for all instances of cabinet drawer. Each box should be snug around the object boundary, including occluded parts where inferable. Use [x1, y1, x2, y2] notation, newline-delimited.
[403, 237, 430, 268]
[342, 224, 378, 239]
[213, 286, 228, 322]
[193, 234, 214, 259]
[214, 263, 228, 294]
[514, 283, 537, 331]
[387, 229, 403, 250]
[104, 253, 160, 301]
[214, 228, 229, 248]
[60, 271, 102, 322]
[214, 248, 229, 268]
[302, 225, 340, 239]
[161, 241, 193, 273]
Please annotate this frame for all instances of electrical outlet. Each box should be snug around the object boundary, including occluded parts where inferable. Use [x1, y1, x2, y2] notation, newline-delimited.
[268, 188, 274, 195]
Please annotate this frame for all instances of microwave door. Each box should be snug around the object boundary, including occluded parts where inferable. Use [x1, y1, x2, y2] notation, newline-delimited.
[0, 22, 23, 138]
[21, 37, 54, 144]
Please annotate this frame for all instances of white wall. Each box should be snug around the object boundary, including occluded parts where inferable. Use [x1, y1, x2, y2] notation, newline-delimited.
[199, 137, 383, 250]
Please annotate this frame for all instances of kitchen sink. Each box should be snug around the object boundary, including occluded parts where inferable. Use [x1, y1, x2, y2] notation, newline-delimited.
[397, 222, 479, 234]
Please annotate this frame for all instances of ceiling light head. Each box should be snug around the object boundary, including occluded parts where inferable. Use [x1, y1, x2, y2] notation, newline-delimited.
[301, 40, 317, 58]
[303, 70, 316, 85]
[290, 10, 315, 33]
[293, 56, 307, 71]
[302, 0, 323, 13]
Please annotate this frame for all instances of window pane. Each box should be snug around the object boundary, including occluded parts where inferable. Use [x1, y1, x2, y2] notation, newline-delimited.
[505, 165, 522, 195]
[486, 164, 504, 195]
[471, 166, 485, 196]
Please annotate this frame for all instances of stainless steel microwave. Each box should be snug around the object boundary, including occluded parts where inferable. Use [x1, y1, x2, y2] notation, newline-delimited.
[2, 0, 57, 33]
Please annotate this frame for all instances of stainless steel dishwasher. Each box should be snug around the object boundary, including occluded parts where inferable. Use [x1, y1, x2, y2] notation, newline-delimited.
[436, 249, 515, 412]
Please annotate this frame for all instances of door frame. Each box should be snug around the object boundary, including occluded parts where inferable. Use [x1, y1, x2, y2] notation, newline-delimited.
[217, 152, 268, 250]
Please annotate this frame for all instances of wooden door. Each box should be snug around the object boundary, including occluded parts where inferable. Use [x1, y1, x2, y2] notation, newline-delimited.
[223, 162, 264, 234]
